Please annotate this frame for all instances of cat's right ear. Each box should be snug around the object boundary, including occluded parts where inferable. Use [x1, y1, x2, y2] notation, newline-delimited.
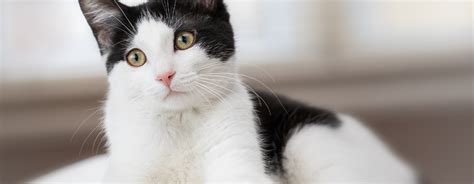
[79, 0, 129, 54]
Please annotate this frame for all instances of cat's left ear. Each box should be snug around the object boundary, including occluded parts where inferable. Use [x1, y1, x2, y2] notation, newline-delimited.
[79, 0, 130, 54]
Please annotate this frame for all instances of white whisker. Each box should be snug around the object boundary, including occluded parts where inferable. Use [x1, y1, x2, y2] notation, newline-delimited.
[202, 72, 289, 114]
[79, 123, 102, 156]
[70, 107, 102, 142]
[198, 76, 273, 115]
[114, 0, 137, 32]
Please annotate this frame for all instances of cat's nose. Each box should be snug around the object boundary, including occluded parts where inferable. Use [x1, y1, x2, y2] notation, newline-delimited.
[155, 71, 176, 87]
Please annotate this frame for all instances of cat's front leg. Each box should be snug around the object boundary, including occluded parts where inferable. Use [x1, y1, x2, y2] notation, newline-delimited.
[201, 145, 275, 183]
[103, 166, 132, 184]
[102, 162, 150, 184]
[203, 160, 275, 184]
[282, 114, 417, 184]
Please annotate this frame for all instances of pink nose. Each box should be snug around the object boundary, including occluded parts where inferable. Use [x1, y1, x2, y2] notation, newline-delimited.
[155, 71, 176, 87]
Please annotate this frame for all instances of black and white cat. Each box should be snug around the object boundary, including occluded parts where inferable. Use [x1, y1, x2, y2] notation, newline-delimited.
[35, 0, 417, 183]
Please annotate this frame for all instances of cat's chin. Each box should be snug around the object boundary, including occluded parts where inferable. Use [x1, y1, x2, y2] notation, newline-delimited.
[163, 90, 187, 100]
[155, 91, 200, 112]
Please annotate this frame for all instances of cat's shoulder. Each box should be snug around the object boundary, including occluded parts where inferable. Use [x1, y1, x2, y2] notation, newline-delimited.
[250, 90, 341, 129]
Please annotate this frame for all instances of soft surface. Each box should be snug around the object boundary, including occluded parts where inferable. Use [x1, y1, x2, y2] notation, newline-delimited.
[31, 155, 108, 184]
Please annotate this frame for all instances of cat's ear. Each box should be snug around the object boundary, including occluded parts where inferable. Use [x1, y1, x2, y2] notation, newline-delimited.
[79, 0, 129, 54]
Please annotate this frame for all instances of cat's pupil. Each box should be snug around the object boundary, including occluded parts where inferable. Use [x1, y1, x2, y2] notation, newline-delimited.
[133, 53, 139, 61]
[181, 36, 188, 44]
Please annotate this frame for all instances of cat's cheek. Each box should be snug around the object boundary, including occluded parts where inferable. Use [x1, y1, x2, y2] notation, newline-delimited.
[160, 95, 199, 111]
[173, 47, 207, 69]
[108, 62, 148, 95]
[107, 62, 129, 89]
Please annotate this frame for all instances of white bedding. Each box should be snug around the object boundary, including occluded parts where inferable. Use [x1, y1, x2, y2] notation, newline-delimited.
[30, 155, 108, 184]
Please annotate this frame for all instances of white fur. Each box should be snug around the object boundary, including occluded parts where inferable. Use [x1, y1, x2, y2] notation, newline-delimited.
[283, 114, 416, 184]
[120, 0, 149, 7]
[32, 15, 416, 184]
[32, 155, 108, 184]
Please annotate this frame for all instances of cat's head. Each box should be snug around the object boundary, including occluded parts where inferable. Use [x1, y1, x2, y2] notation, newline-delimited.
[79, 0, 237, 111]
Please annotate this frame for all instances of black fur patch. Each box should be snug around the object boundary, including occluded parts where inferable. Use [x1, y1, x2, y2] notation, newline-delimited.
[79, 0, 235, 73]
[250, 91, 341, 174]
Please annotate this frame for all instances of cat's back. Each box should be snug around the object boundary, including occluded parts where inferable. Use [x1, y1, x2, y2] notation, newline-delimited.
[250, 91, 340, 172]
[251, 91, 417, 183]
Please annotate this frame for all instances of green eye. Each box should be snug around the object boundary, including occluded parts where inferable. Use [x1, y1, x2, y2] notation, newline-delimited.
[175, 31, 196, 50]
[126, 48, 147, 67]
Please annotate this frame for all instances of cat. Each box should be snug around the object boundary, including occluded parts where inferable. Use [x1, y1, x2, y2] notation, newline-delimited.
[73, 0, 418, 183]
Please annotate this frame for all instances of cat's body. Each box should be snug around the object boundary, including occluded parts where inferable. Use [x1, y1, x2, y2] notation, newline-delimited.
[103, 83, 415, 183]
[33, 0, 417, 183]
[104, 79, 269, 183]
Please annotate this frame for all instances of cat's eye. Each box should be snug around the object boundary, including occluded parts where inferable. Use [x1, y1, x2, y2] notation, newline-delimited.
[175, 31, 196, 50]
[126, 48, 147, 67]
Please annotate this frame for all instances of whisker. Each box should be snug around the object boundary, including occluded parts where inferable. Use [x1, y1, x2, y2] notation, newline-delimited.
[92, 129, 106, 155]
[190, 85, 213, 107]
[248, 64, 277, 83]
[203, 73, 289, 115]
[111, 39, 131, 47]
[197, 63, 223, 72]
[79, 123, 102, 156]
[95, 135, 107, 155]
[198, 76, 272, 115]
[114, 0, 137, 32]
[70, 107, 102, 142]
[103, 13, 135, 36]
[172, 0, 177, 18]
[101, 22, 134, 38]
[195, 82, 233, 109]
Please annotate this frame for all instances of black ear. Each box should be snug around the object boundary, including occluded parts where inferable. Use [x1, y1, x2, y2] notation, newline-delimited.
[79, 0, 131, 54]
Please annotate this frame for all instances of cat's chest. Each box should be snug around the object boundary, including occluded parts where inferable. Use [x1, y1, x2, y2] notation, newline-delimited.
[147, 117, 217, 183]
[108, 137, 206, 183]
[107, 111, 211, 182]
[144, 141, 204, 183]
[105, 102, 255, 182]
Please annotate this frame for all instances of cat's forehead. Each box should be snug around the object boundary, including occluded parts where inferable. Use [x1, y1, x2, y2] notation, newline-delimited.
[133, 18, 175, 52]
[126, 0, 208, 28]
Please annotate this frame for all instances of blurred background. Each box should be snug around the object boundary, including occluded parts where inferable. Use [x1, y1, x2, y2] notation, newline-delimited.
[0, 0, 472, 183]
